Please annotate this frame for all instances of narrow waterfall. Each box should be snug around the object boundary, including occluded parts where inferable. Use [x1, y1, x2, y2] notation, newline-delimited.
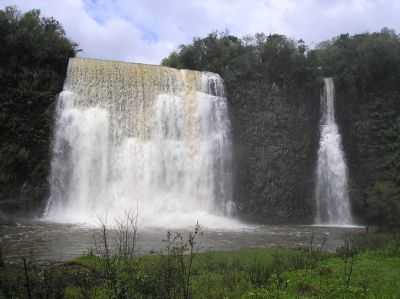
[315, 78, 352, 225]
[45, 58, 235, 228]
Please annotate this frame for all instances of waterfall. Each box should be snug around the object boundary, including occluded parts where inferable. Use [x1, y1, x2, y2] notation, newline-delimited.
[315, 78, 352, 225]
[44, 58, 235, 228]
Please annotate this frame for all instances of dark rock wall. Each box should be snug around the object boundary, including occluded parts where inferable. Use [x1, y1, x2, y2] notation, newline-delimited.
[0, 91, 56, 220]
[335, 87, 400, 223]
[227, 80, 321, 223]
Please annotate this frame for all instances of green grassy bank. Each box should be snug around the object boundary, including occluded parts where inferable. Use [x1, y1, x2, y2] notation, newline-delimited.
[1, 232, 400, 299]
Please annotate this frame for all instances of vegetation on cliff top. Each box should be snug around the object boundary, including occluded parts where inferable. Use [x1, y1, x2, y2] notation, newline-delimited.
[310, 28, 400, 93]
[162, 31, 316, 90]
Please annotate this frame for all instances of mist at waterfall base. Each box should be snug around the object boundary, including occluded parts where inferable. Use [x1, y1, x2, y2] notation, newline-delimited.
[315, 78, 353, 226]
[44, 58, 240, 230]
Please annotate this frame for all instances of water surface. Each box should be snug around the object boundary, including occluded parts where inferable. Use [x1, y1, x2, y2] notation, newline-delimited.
[1, 221, 365, 261]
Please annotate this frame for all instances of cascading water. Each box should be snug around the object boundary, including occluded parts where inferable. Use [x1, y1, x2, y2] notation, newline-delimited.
[44, 58, 236, 228]
[315, 78, 352, 225]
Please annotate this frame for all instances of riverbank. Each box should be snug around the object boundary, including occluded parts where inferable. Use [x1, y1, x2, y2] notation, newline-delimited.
[1, 232, 399, 298]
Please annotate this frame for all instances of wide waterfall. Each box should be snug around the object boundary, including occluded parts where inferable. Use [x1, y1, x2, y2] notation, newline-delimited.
[44, 58, 236, 228]
[315, 78, 352, 225]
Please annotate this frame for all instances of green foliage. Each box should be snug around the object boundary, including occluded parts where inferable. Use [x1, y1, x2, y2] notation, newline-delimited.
[333, 90, 400, 228]
[0, 6, 78, 211]
[162, 31, 315, 89]
[366, 181, 400, 229]
[310, 28, 400, 94]
[2, 234, 400, 298]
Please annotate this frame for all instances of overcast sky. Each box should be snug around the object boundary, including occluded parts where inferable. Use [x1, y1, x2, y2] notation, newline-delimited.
[1, 0, 399, 64]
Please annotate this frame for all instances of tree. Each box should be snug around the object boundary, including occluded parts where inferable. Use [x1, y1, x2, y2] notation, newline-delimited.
[0, 6, 78, 214]
[310, 29, 400, 93]
[162, 31, 313, 89]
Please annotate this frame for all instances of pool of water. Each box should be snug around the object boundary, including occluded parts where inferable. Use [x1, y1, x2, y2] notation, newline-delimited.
[0, 220, 366, 261]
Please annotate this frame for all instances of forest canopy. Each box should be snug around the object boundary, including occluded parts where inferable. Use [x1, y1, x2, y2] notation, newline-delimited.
[310, 28, 400, 93]
[162, 29, 400, 94]
[162, 31, 314, 89]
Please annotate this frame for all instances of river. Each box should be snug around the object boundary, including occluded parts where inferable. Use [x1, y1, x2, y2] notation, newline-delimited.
[1, 221, 364, 261]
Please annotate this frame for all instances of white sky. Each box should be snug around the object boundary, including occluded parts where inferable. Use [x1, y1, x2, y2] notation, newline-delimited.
[1, 0, 399, 64]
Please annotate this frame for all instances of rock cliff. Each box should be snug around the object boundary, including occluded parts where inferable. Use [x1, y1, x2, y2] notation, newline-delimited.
[227, 80, 321, 223]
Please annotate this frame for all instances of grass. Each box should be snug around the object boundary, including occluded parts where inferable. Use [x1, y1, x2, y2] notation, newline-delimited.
[262, 251, 400, 298]
[71, 247, 325, 299]
[1, 232, 400, 298]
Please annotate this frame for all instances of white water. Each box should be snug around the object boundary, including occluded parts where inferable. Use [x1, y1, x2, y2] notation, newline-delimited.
[315, 78, 352, 225]
[44, 58, 238, 229]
